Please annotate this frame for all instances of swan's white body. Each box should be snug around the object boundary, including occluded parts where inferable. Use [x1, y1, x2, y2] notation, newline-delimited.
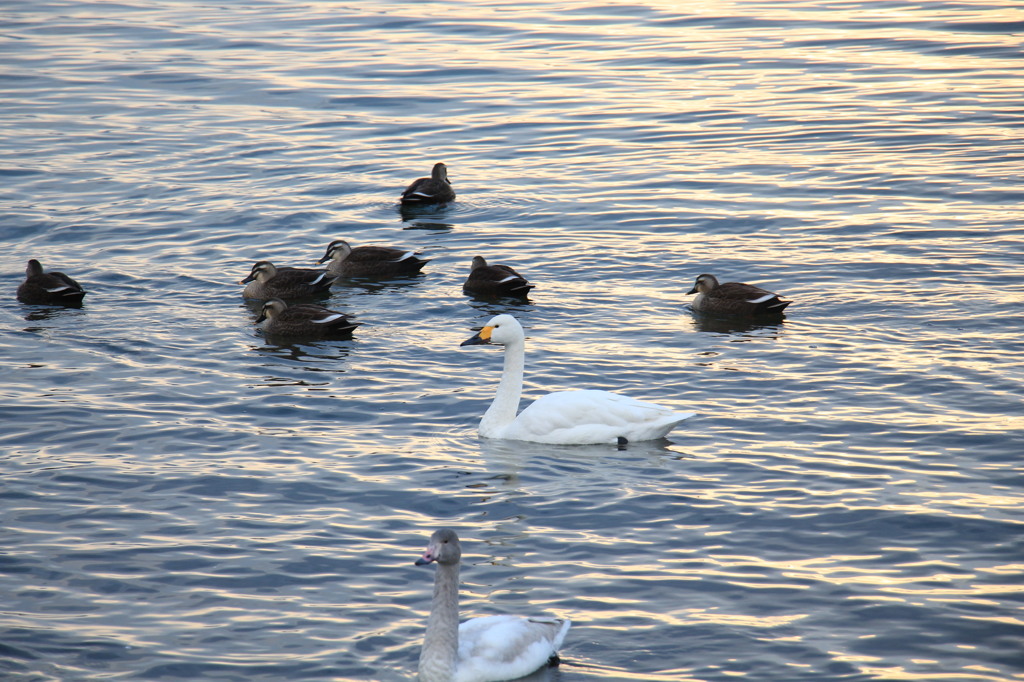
[461, 315, 693, 445]
[416, 529, 570, 682]
[446, 615, 570, 682]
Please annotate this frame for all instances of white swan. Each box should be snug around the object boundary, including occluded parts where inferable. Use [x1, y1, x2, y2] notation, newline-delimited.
[460, 314, 693, 445]
[415, 528, 570, 682]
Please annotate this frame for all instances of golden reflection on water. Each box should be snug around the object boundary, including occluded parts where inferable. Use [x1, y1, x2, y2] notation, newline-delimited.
[685, 610, 809, 628]
[856, 664, 1011, 681]
[6, 1, 1023, 680]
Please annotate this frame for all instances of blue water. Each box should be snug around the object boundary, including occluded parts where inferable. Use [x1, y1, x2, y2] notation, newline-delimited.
[2, 1, 1022, 680]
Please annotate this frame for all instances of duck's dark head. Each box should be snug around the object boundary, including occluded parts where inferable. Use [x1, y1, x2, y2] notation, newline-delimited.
[688, 273, 720, 295]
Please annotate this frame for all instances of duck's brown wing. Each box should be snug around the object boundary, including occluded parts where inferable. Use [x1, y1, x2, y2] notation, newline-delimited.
[464, 264, 534, 296]
[400, 178, 455, 204]
[491, 264, 527, 280]
[400, 177, 431, 202]
[346, 246, 417, 264]
[274, 304, 360, 335]
[50, 271, 86, 294]
[18, 271, 87, 304]
[712, 281, 776, 301]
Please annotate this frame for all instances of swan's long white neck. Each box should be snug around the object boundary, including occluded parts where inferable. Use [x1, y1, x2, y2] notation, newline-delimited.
[480, 339, 525, 437]
[419, 562, 460, 681]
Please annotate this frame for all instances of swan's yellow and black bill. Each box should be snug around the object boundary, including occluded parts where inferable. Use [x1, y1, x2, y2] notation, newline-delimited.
[460, 325, 493, 346]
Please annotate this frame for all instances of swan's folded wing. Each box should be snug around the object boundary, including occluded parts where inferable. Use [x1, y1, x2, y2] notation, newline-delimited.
[456, 615, 569, 682]
[510, 390, 692, 444]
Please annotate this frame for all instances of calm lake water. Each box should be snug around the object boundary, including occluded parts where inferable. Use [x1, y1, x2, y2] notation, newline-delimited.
[2, 1, 1023, 680]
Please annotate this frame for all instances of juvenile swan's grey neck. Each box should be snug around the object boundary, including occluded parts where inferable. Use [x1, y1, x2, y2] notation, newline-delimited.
[419, 561, 460, 682]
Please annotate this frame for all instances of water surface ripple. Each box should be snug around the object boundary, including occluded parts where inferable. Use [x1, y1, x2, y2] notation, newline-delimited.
[2, 1, 1022, 680]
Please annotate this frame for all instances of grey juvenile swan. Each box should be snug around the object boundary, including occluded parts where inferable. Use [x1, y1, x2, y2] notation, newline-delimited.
[415, 529, 570, 682]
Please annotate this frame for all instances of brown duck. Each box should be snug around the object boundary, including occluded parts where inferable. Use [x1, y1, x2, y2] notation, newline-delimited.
[687, 273, 791, 317]
[17, 259, 87, 305]
[239, 260, 337, 300]
[463, 256, 534, 297]
[254, 298, 360, 338]
[400, 162, 455, 205]
[316, 239, 429, 278]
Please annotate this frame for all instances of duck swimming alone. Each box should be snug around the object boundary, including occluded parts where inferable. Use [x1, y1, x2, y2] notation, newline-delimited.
[686, 273, 791, 317]
[400, 162, 456, 205]
[17, 259, 87, 305]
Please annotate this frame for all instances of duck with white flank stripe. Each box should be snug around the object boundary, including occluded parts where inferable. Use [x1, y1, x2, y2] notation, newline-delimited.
[462, 256, 535, 298]
[254, 298, 359, 338]
[400, 162, 456, 206]
[238, 260, 337, 301]
[17, 259, 87, 305]
[686, 273, 791, 317]
[316, 239, 429, 278]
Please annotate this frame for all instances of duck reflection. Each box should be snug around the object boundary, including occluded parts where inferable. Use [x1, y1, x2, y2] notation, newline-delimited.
[465, 296, 534, 318]
[22, 304, 84, 323]
[335, 275, 429, 295]
[402, 218, 454, 232]
[688, 310, 786, 337]
[464, 289, 535, 306]
[250, 338, 354, 365]
[398, 201, 455, 226]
